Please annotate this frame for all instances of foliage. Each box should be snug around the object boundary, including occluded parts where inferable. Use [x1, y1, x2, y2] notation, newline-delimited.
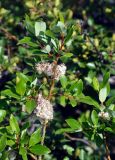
[0, 0, 115, 160]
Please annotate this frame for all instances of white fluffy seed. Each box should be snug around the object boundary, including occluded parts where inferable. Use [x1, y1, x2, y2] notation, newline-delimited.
[36, 62, 66, 81]
[35, 93, 53, 120]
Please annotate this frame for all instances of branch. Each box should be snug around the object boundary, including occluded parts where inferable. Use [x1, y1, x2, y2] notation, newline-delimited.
[0, 28, 18, 41]
[64, 133, 96, 150]
[103, 133, 111, 160]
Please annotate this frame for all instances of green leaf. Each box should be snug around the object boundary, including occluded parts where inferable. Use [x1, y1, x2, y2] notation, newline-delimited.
[106, 96, 115, 106]
[99, 87, 107, 103]
[59, 12, 64, 23]
[16, 80, 26, 96]
[55, 128, 75, 134]
[60, 76, 68, 89]
[104, 127, 113, 133]
[29, 129, 41, 147]
[19, 147, 28, 160]
[41, 45, 51, 53]
[64, 53, 73, 57]
[7, 140, 15, 146]
[70, 99, 77, 107]
[57, 21, 65, 33]
[35, 21, 46, 36]
[66, 118, 81, 130]
[74, 79, 83, 95]
[106, 82, 110, 96]
[18, 37, 38, 47]
[60, 96, 66, 107]
[10, 114, 20, 134]
[30, 144, 50, 155]
[26, 99, 36, 114]
[16, 73, 29, 96]
[86, 63, 96, 69]
[0, 134, 7, 152]
[91, 110, 98, 126]
[25, 14, 35, 34]
[78, 95, 100, 110]
[79, 149, 86, 160]
[45, 30, 55, 39]
[64, 26, 73, 43]
[102, 72, 110, 87]
[1, 89, 20, 99]
[20, 129, 29, 145]
[63, 145, 74, 156]
[92, 77, 99, 91]
[70, 80, 83, 95]
[0, 110, 6, 122]
[16, 73, 29, 82]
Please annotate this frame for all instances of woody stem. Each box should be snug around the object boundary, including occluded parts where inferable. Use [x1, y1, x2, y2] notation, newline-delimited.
[38, 59, 58, 160]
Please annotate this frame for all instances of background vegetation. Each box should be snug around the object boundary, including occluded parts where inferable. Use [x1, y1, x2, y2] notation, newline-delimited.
[0, 0, 115, 160]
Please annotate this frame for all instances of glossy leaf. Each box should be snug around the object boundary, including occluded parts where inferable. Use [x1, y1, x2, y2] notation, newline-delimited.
[64, 26, 73, 43]
[0, 110, 6, 122]
[35, 21, 46, 36]
[66, 118, 81, 130]
[106, 96, 115, 106]
[92, 77, 99, 91]
[1, 89, 20, 99]
[29, 129, 41, 147]
[78, 95, 100, 109]
[0, 134, 7, 152]
[10, 114, 20, 134]
[99, 87, 107, 103]
[60, 96, 66, 107]
[70, 99, 77, 107]
[30, 144, 50, 155]
[91, 110, 98, 126]
[102, 72, 110, 87]
[26, 99, 36, 114]
[60, 76, 68, 89]
[19, 147, 28, 160]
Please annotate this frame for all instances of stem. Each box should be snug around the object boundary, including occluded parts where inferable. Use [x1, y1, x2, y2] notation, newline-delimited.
[103, 133, 111, 160]
[41, 120, 48, 145]
[38, 59, 59, 160]
[64, 133, 96, 150]
[38, 120, 48, 160]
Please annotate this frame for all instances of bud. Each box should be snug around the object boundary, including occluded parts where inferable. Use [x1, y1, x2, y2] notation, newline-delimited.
[35, 93, 53, 120]
[98, 111, 110, 120]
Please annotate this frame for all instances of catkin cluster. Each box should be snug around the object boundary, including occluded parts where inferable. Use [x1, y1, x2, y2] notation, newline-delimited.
[35, 93, 53, 120]
[36, 62, 66, 80]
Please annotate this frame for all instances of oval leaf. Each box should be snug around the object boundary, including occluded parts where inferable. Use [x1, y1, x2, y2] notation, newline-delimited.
[29, 129, 41, 147]
[35, 21, 46, 36]
[30, 144, 50, 155]
[66, 118, 81, 130]
[0, 134, 7, 152]
[0, 110, 6, 122]
[99, 87, 107, 103]
[10, 114, 20, 134]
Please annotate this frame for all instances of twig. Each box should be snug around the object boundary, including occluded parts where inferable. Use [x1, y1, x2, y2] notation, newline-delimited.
[64, 133, 96, 150]
[28, 153, 37, 160]
[103, 133, 111, 160]
[0, 28, 18, 41]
